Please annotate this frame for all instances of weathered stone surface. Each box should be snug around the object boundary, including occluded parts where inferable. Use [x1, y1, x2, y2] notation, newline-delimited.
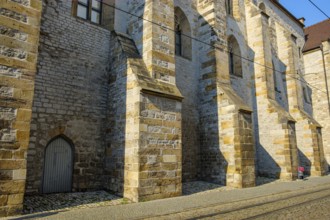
[25, 0, 111, 194]
[7, 194, 24, 205]
[0, 0, 42, 217]
[0, 195, 7, 206]
[1, 0, 326, 216]
[303, 41, 330, 172]
[0, 180, 25, 194]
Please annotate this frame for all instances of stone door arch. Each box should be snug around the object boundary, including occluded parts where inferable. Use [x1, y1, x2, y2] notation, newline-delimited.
[43, 136, 73, 193]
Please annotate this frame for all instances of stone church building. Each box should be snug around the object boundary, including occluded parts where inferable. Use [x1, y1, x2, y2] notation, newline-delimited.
[0, 0, 329, 216]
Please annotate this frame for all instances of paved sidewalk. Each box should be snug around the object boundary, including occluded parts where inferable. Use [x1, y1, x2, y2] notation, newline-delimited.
[7, 175, 330, 220]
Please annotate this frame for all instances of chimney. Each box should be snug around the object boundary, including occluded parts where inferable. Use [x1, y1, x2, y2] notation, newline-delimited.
[298, 17, 305, 25]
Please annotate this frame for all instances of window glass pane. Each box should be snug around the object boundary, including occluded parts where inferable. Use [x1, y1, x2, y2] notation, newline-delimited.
[91, 11, 100, 24]
[77, 5, 88, 19]
[92, 0, 101, 9]
[175, 31, 182, 56]
[78, 0, 88, 5]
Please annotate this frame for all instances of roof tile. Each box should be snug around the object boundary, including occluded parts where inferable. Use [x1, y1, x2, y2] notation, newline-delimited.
[303, 19, 330, 52]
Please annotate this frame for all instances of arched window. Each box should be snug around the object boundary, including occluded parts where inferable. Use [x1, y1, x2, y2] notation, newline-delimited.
[228, 36, 242, 77]
[175, 7, 192, 59]
[226, 0, 233, 15]
[226, 0, 241, 20]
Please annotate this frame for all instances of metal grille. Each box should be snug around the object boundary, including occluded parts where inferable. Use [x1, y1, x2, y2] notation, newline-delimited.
[43, 137, 73, 193]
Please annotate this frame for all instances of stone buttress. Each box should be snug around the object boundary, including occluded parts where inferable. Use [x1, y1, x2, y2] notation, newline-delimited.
[277, 26, 327, 176]
[0, 0, 42, 216]
[246, 2, 299, 180]
[106, 0, 183, 202]
[197, 0, 255, 188]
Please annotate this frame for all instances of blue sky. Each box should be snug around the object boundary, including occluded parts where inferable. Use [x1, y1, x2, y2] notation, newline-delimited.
[280, 0, 330, 27]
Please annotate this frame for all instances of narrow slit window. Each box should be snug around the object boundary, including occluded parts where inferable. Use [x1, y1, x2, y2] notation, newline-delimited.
[175, 25, 182, 56]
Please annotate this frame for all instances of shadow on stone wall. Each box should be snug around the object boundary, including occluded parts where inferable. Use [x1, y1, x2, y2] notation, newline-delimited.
[26, 0, 111, 194]
[298, 148, 311, 176]
[275, 58, 290, 111]
[249, 47, 282, 183]
[196, 9, 228, 187]
[256, 145, 281, 180]
[174, 5, 201, 183]
[103, 32, 129, 196]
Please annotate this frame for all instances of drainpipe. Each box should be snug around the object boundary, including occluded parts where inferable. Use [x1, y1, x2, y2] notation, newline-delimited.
[320, 44, 330, 116]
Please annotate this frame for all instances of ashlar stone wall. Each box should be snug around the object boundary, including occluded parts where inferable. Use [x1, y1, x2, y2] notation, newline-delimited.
[25, 0, 112, 193]
[106, 0, 183, 202]
[247, 0, 326, 177]
[3, 0, 328, 216]
[227, 0, 252, 105]
[174, 0, 201, 182]
[197, 0, 255, 188]
[245, 1, 299, 179]
[277, 28, 326, 176]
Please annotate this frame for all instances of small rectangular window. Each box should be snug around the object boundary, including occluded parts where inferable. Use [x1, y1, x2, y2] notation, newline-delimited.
[91, 11, 100, 23]
[77, 4, 88, 19]
[226, 0, 233, 15]
[92, 0, 101, 9]
[75, 0, 102, 25]
[291, 34, 297, 44]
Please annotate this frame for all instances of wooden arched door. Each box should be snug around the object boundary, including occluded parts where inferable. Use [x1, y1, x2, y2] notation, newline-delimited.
[43, 137, 73, 193]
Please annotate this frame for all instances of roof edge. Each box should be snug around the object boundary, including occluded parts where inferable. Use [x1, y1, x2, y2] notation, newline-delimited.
[270, 0, 305, 28]
[302, 46, 321, 54]
[305, 19, 330, 29]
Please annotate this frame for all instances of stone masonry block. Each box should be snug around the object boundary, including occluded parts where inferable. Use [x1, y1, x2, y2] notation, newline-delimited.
[163, 155, 177, 163]
[0, 180, 25, 194]
[0, 160, 26, 170]
[0, 196, 7, 206]
[12, 169, 26, 180]
[7, 194, 24, 205]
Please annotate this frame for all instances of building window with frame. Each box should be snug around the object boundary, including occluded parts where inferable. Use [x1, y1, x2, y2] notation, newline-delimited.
[226, 0, 233, 15]
[229, 50, 234, 75]
[228, 35, 242, 77]
[174, 7, 192, 59]
[175, 20, 182, 56]
[76, 0, 102, 24]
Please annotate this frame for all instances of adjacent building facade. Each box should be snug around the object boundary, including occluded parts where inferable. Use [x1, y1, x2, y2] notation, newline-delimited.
[0, 0, 328, 216]
[303, 19, 330, 169]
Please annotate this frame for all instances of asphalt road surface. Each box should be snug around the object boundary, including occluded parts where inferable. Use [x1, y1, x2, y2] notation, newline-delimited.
[146, 184, 330, 220]
[7, 176, 330, 220]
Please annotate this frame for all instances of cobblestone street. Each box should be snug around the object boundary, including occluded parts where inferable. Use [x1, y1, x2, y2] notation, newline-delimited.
[23, 191, 125, 214]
